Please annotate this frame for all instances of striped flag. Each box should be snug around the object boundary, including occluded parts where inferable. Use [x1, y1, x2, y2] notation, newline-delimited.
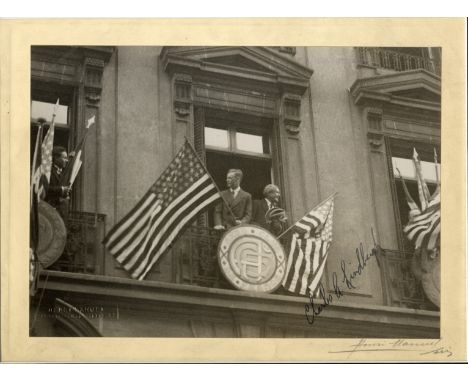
[282, 195, 335, 296]
[403, 188, 440, 251]
[30, 123, 45, 250]
[401, 148, 441, 252]
[39, 99, 59, 196]
[103, 140, 222, 280]
[61, 115, 95, 187]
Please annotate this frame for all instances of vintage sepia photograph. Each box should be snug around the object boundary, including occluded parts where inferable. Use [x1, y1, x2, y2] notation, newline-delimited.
[28, 45, 442, 339]
[1, 17, 465, 363]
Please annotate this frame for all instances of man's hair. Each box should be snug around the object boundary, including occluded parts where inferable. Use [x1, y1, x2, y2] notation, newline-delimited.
[263, 184, 279, 197]
[52, 146, 67, 160]
[227, 169, 243, 181]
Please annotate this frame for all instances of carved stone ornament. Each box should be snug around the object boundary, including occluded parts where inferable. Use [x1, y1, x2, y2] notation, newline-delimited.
[84, 57, 105, 107]
[282, 94, 302, 135]
[367, 132, 383, 149]
[174, 74, 193, 118]
[365, 107, 383, 132]
[174, 100, 191, 117]
[85, 90, 101, 107]
[365, 107, 383, 150]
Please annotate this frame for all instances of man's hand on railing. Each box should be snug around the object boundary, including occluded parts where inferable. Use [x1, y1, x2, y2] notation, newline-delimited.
[214, 225, 225, 231]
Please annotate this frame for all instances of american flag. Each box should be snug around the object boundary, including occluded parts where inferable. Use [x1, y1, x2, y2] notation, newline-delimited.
[282, 195, 335, 296]
[403, 191, 440, 251]
[30, 123, 45, 250]
[39, 99, 59, 196]
[103, 140, 222, 280]
[401, 148, 441, 252]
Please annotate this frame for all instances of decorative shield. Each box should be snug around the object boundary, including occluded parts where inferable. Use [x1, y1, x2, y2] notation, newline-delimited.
[217, 224, 286, 293]
[36, 201, 67, 268]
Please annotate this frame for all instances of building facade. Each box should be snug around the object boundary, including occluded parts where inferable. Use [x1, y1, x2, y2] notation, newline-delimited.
[30, 46, 441, 337]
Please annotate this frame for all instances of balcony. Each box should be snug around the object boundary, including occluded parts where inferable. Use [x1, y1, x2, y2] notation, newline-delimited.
[171, 225, 227, 289]
[357, 47, 441, 76]
[52, 211, 106, 274]
[376, 248, 437, 310]
[53, 214, 435, 311]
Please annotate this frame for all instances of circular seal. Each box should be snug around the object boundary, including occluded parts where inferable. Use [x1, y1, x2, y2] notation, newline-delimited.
[217, 224, 286, 293]
[36, 201, 67, 268]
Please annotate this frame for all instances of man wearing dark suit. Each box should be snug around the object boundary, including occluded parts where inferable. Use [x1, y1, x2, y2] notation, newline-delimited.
[45, 146, 71, 219]
[214, 169, 252, 231]
[252, 184, 287, 236]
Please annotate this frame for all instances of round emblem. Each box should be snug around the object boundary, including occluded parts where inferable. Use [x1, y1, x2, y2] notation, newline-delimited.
[37, 201, 67, 268]
[217, 224, 286, 293]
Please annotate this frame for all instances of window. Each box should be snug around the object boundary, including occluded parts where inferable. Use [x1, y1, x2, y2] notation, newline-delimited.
[387, 139, 441, 252]
[204, 117, 272, 196]
[199, 109, 275, 226]
[204, 127, 270, 157]
[30, 81, 76, 169]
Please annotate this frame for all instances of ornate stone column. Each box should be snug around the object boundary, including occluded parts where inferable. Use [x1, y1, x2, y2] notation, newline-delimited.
[364, 107, 399, 249]
[79, 56, 106, 213]
[171, 73, 194, 152]
[282, 93, 302, 135]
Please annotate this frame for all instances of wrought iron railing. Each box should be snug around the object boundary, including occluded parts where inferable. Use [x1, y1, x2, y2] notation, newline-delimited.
[356, 47, 441, 76]
[52, 211, 106, 274]
[51, 213, 435, 311]
[376, 248, 435, 310]
[171, 225, 229, 289]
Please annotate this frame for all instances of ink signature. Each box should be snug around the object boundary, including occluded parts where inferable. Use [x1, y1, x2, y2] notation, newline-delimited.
[304, 243, 377, 325]
[340, 243, 377, 289]
[304, 273, 343, 325]
[328, 338, 452, 359]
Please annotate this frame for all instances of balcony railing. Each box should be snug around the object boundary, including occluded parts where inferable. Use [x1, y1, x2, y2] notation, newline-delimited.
[357, 47, 441, 76]
[376, 248, 436, 310]
[53, 213, 435, 311]
[52, 211, 106, 274]
[171, 225, 229, 289]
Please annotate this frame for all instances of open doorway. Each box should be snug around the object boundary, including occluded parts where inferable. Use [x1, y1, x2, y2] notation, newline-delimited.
[201, 109, 275, 226]
[206, 151, 272, 199]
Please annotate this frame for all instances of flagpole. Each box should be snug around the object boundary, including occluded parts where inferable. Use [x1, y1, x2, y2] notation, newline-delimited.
[66, 115, 95, 187]
[434, 148, 440, 186]
[395, 168, 419, 211]
[184, 137, 239, 225]
[276, 192, 337, 240]
[47, 98, 59, 131]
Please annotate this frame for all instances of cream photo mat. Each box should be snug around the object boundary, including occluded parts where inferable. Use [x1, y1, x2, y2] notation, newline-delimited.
[0, 18, 466, 362]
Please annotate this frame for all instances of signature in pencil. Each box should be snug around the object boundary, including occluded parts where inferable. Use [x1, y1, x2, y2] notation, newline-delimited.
[329, 338, 452, 359]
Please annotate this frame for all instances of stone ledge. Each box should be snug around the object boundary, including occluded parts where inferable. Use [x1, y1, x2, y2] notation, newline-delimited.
[38, 270, 439, 332]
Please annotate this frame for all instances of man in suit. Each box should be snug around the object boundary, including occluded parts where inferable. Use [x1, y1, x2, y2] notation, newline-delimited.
[45, 146, 71, 219]
[252, 184, 287, 236]
[214, 169, 252, 231]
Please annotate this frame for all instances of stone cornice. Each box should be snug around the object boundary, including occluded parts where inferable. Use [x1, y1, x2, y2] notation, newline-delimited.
[38, 271, 439, 334]
[161, 46, 313, 95]
[354, 90, 441, 112]
[350, 69, 441, 112]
